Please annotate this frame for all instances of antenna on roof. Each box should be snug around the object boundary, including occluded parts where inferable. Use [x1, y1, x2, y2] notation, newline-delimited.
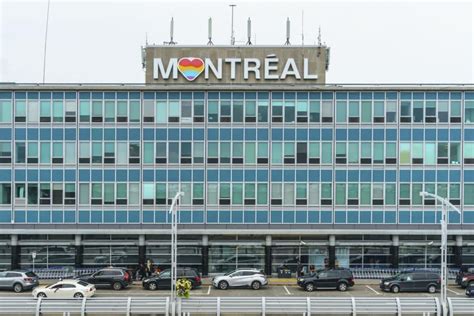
[301, 10, 304, 46]
[164, 17, 177, 45]
[229, 4, 236, 45]
[318, 26, 322, 46]
[207, 17, 214, 45]
[246, 18, 252, 45]
[42, 0, 51, 84]
[145, 32, 148, 45]
[285, 17, 291, 45]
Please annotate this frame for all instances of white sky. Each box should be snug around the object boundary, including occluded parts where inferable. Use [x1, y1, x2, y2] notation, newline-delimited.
[1, 0, 473, 84]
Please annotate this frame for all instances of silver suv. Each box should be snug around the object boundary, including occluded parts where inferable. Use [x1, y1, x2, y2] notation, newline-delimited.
[212, 269, 268, 290]
[0, 270, 39, 292]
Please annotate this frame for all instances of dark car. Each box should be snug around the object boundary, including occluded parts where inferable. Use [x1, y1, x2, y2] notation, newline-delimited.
[466, 284, 474, 297]
[142, 267, 201, 291]
[0, 270, 39, 292]
[460, 272, 474, 288]
[456, 266, 474, 287]
[379, 271, 440, 293]
[77, 268, 132, 290]
[297, 268, 354, 292]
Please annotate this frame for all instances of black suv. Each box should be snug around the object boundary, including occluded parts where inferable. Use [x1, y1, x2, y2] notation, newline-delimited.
[297, 268, 354, 292]
[142, 267, 201, 291]
[379, 271, 440, 293]
[77, 268, 132, 290]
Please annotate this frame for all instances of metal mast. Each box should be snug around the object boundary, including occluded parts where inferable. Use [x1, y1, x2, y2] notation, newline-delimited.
[230, 4, 236, 45]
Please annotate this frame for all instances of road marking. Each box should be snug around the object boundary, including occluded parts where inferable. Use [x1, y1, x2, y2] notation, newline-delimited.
[447, 288, 462, 296]
[283, 286, 292, 295]
[207, 286, 211, 295]
[366, 285, 381, 295]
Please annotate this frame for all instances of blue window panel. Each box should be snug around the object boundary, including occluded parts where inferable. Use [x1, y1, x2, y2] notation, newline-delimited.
[437, 129, 448, 141]
[104, 92, 115, 99]
[283, 129, 295, 141]
[412, 129, 423, 141]
[51, 211, 63, 223]
[220, 170, 231, 181]
[128, 211, 139, 223]
[335, 211, 346, 223]
[104, 211, 115, 223]
[103, 170, 114, 182]
[245, 128, 256, 140]
[335, 170, 346, 182]
[143, 92, 155, 99]
[207, 211, 218, 223]
[399, 211, 410, 224]
[0, 128, 11, 140]
[179, 211, 192, 223]
[28, 92, 39, 99]
[0, 211, 11, 223]
[425, 170, 436, 182]
[233, 92, 244, 100]
[246, 92, 257, 99]
[27, 128, 38, 140]
[360, 170, 371, 182]
[296, 129, 308, 141]
[400, 170, 410, 182]
[373, 171, 384, 182]
[39, 210, 50, 223]
[15, 92, 26, 99]
[91, 170, 102, 181]
[308, 129, 320, 140]
[91, 128, 102, 140]
[361, 129, 372, 141]
[257, 129, 268, 140]
[373, 129, 384, 141]
[309, 92, 321, 99]
[129, 128, 140, 140]
[347, 211, 358, 223]
[15, 170, 26, 181]
[386, 129, 397, 141]
[464, 171, 474, 182]
[465, 129, 474, 141]
[284, 170, 295, 182]
[411, 211, 423, 224]
[232, 128, 244, 140]
[79, 128, 90, 140]
[64, 129, 76, 140]
[400, 92, 411, 100]
[283, 210, 295, 223]
[27, 170, 38, 181]
[373, 92, 383, 99]
[399, 129, 411, 141]
[271, 211, 282, 223]
[15, 128, 26, 140]
[27, 210, 38, 223]
[463, 211, 474, 224]
[52, 128, 63, 140]
[308, 211, 319, 223]
[191, 128, 203, 141]
[14, 210, 26, 223]
[116, 170, 127, 181]
[232, 170, 243, 181]
[231, 211, 243, 223]
[64, 211, 75, 223]
[219, 210, 231, 223]
[284, 92, 295, 99]
[296, 170, 307, 182]
[91, 92, 103, 99]
[181, 170, 192, 181]
[192, 210, 204, 223]
[272, 129, 283, 141]
[155, 170, 166, 181]
[155, 211, 167, 223]
[52, 170, 62, 181]
[143, 211, 154, 223]
[372, 211, 383, 223]
[116, 129, 128, 140]
[156, 129, 167, 140]
[0, 92, 12, 99]
[193, 170, 204, 182]
[450, 129, 461, 141]
[360, 211, 371, 223]
[321, 129, 332, 140]
[143, 169, 154, 182]
[322, 92, 333, 100]
[295, 211, 307, 223]
[308, 170, 320, 182]
[437, 170, 448, 182]
[272, 91, 283, 99]
[385, 170, 396, 182]
[424, 211, 436, 224]
[64, 92, 76, 100]
[115, 211, 127, 223]
[449, 211, 461, 224]
[207, 170, 218, 181]
[321, 211, 332, 224]
[220, 128, 231, 140]
[412, 92, 424, 100]
[254, 211, 267, 223]
[257, 170, 268, 182]
[348, 129, 359, 141]
[207, 128, 218, 140]
[412, 170, 423, 182]
[321, 170, 332, 182]
[78, 170, 89, 181]
[348, 170, 359, 182]
[385, 211, 396, 224]
[336, 129, 347, 141]
[208, 92, 219, 99]
[40, 170, 50, 181]
[168, 170, 179, 181]
[425, 129, 436, 141]
[142, 129, 154, 140]
[450, 170, 460, 182]
[91, 211, 102, 223]
[129, 170, 140, 181]
[0, 170, 11, 182]
[243, 210, 255, 223]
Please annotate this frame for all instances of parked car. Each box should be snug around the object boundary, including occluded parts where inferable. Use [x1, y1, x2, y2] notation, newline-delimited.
[297, 268, 354, 292]
[212, 269, 267, 290]
[0, 270, 39, 293]
[32, 280, 95, 299]
[77, 268, 132, 290]
[142, 267, 201, 291]
[459, 272, 474, 288]
[456, 266, 474, 285]
[465, 283, 474, 297]
[379, 271, 440, 293]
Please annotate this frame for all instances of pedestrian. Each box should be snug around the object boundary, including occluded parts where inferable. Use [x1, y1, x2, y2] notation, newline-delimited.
[146, 259, 153, 277]
[309, 265, 316, 275]
[296, 261, 303, 277]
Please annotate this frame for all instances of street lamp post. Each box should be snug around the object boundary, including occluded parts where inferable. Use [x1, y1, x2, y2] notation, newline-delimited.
[419, 191, 461, 315]
[169, 191, 184, 316]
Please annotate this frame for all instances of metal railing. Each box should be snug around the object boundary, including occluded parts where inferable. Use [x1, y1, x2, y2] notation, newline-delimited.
[0, 296, 464, 315]
[350, 268, 458, 280]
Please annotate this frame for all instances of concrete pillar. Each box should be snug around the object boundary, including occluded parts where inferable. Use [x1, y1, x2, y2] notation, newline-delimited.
[74, 235, 83, 268]
[454, 235, 463, 268]
[201, 235, 209, 276]
[328, 235, 336, 268]
[265, 235, 272, 276]
[391, 235, 399, 269]
[11, 234, 19, 270]
[138, 235, 146, 266]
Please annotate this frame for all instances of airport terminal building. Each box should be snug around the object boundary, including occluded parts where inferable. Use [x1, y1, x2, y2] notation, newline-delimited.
[0, 45, 473, 275]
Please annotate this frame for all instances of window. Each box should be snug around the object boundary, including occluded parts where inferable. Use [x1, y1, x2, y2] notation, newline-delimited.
[79, 100, 90, 122]
[465, 101, 474, 123]
[0, 184, 11, 204]
[129, 100, 140, 122]
[0, 142, 11, 163]
[91, 100, 103, 122]
[0, 100, 12, 123]
[143, 100, 154, 122]
[104, 100, 115, 122]
[15, 100, 26, 122]
[117, 100, 128, 122]
[27, 100, 39, 122]
[309, 100, 320, 122]
[40, 142, 50, 164]
[15, 142, 25, 163]
[40, 101, 51, 122]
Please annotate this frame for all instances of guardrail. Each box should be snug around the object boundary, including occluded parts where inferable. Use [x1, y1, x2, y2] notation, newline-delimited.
[2, 296, 468, 315]
[350, 268, 458, 280]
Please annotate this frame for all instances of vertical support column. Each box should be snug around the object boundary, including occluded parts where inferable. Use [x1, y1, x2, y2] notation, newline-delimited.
[74, 234, 83, 268]
[138, 235, 146, 266]
[328, 235, 336, 268]
[11, 234, 19, 270]
[391, 235, 399, 269]
[201, 235, 209, 276]
[454, 235, 463, 268]
[265, 235, 272, 276]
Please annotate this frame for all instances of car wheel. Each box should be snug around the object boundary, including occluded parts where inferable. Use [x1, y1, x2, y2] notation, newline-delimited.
[391, 285, 400, 293]
[427, 285, 437, 294]
[337, 282, 348, 292]
[37, 292, 47, 298]
[112, 282, 123, 291]
[147, 282, 158, 291]
[218, 281, 229, 290]
[13, 283, 23, 293]
[251, 281, 261, 290]
[305, 283, 314, 292]
[73, 293, 84, 299]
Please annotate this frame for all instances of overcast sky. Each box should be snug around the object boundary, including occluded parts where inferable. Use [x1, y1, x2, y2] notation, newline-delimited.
[1, 0, 473, 84]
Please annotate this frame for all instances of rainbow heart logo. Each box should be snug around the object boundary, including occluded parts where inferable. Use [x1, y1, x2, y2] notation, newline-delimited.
[178, 57, 205, 81]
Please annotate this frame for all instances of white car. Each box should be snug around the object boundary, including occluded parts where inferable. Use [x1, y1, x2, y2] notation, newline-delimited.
[32, 280, 96, 299]
[212, 269, 267, 290]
